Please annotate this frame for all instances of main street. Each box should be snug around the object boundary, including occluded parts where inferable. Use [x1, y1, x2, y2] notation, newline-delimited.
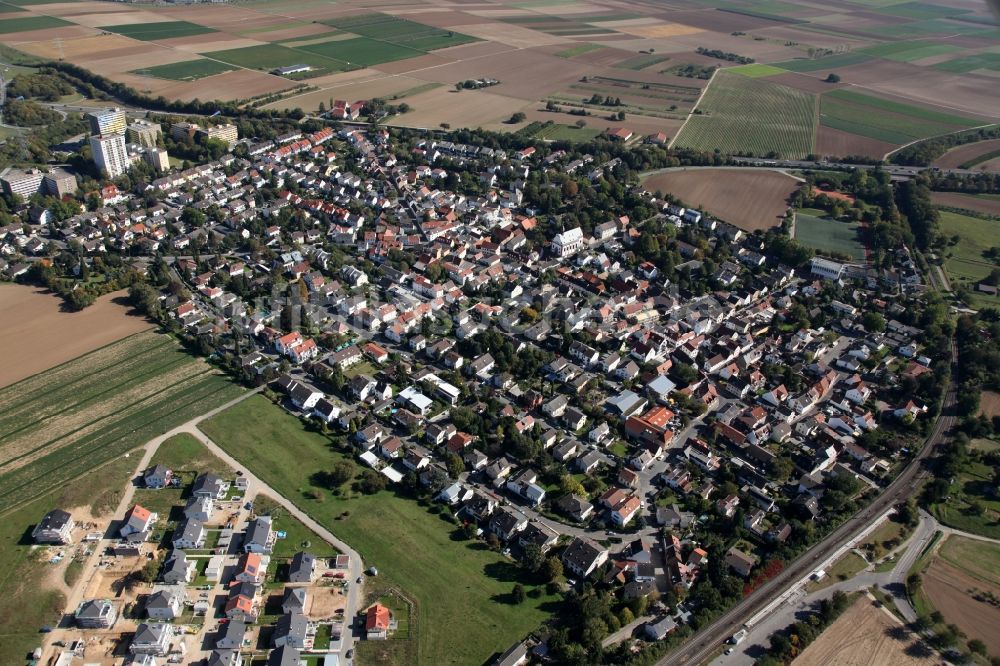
[655, 342, 957, 666]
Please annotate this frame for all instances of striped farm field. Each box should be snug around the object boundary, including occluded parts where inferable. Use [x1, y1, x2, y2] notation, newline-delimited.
[0, 331, 245, 512]
[819, 89, 980, 144]
[772, 52, 873, 72]
[674, 71, 817, 158]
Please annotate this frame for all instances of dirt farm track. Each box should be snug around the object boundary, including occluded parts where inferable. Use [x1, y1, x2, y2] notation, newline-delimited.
[640, 168, 799, 232]
[795, 596, 938, 666]
[0, 284, 152, 389]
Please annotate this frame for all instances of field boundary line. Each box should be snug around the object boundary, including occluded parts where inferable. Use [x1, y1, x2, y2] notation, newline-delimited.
[0, 366, 215, 474]
[0, 352, 198, 447]
[0, 374, 244, 512]
[882, 121, 1000, 160]
[668, 65, 717, 149]
[0, 328, 163, 394]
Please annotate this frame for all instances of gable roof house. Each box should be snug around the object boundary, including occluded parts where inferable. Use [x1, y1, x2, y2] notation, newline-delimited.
[288, 551, 316, 583]
[244, 516, 275, 553]
[143, 464, 173, 489]
[273, 612, 308, 649]
[120, 504, 157, 540]
[130, 622, 173, 656]
[561, 537, 609, 578]
[172, 519, 206, 550]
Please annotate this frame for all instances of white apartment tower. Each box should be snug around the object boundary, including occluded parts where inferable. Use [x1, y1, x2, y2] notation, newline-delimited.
[90, 133, 130, 178]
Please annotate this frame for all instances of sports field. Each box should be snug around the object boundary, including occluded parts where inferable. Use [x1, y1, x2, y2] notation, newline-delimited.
[0, 15, 70, 34]
[819, 89, 979, 145]
[98, 20, 218, 41]
[199, 395, 560, 666]
[0, 331, 245, 512]
[674, 71, 817, 158]
[794, 208, 866, 261]
[208, 43, 351, 75]
[131, 59, 236, 81]
[938, 210, 1000, 284]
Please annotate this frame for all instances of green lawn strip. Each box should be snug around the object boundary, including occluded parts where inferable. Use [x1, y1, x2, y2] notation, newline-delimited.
[555, 43, 605, 58]
[130, 59, 237, 81]
[207, 43, 352, 75]
[0, 454, 137, 666]
[0, 374, 244, 510]
[296, 37, 424, 67]
[959, 148, 1000, 168]
[727, 63, 787, 78]
[199, 395, 559, 665]
[531, 123, 603, 142]
[794, 210, 866, 261]
[937, 536, 1000, 587]
[805, 551, 868, 592]
[772, 51, 873, 72]
[938, 210, 1000, 283]
[0, 15, 71, 34]
[98, 20, 217, 41]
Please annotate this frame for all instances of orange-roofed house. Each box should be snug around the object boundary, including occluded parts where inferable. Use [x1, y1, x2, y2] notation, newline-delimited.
[233, 553, 265, 584]
[365, 603, 395, 640]
[608, 128, 633, 142]
[120, 504, 157, 538]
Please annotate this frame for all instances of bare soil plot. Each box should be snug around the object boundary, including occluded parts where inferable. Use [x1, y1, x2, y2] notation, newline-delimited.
[1, 25, 97, 43]
[980, 391, 1000, 419]
[159, 34, 267, 52]
[307, 585, 347, 619]
[457, 22, 570, 48]
[58, 9, 164, 28]
[816, 125, 897, 159]
[795, 596, 938, 666]
[370, 52, 454, 75]
[641, 169, 798, 231]
[11, 32, 143, 60]
[931, 191, 1000, 215]
[0, 285, 151, 390]
[153, 68, 294, 102]
[932, 139, 1000, 169]
[410, 47, 589, 101]
[392, 87, 531, 129]
[924, 558, 1000, 655]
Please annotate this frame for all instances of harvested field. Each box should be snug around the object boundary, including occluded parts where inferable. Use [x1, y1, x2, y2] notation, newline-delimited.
[931, 191, 1000, 215]
[457, 22, 570, 47]
[0, 285, 151, 389]
[149, 68, 294, 102]
[924, 556, 1000, 655]
[10, 33, 139, 60]
[1, 25, 95, 43]
[641, 168, 798, 231]
[795, 596, 937, 666]
[607, 20, 704, 38]
[861, 69, 1000, 120]
[932, 138, 1000, 169]
[392, 87, 530, 129]
[816, 125, 898, 159]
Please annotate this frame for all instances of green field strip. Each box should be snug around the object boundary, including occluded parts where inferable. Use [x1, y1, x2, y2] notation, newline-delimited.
[858, 39, 961, 61]
[98, 20, 218, 41]
[0, 354, 198, 448]
[0, 15, 71, 33]
[728, 63, 788, 77]
[0, 335, 175, 427]
[717, 7, 809, 24]
[0, 366, 213, 472]
[615, 53, 671, 70]
[130, 59, 237, 81]
[932, 52, 1000, 72]
[771, 51, 873, 72]
[876, 1, 971, 20]
[0, 375, 243, 510]
[823, 89, 980, 126]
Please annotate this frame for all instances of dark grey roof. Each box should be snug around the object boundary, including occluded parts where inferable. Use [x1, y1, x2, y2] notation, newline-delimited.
[272, 612, 307, 645]
[267, 645, 302, 666]
[37, 509, 72, 531]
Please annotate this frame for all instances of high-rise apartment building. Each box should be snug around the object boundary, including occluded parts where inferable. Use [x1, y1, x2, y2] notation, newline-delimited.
[90, 133, 130, 178]
[86, 107, 127, 136]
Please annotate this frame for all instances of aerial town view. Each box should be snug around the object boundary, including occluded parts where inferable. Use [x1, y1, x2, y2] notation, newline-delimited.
[0, 0, 998, 665]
